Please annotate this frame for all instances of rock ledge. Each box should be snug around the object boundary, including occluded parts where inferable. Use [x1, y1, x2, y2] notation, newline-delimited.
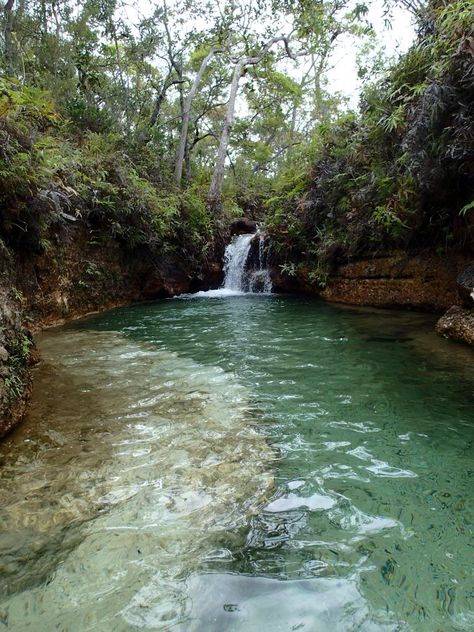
[436, 306, 474, 346]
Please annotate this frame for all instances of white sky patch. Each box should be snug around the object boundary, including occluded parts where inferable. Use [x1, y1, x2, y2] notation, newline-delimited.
[328, 4, 416, 106]
[123, 0, 417, 118]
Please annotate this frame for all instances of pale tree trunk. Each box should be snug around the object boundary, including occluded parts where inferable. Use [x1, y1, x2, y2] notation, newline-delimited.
[110, 21, 130, 129]
[161, 0, 185, 152]
[290, 103, 298, 137]
[3, 0, 15, 73]
[174, 47, 221, 186]
[208, 36, 298, 211]
[207, 60, 243, 209]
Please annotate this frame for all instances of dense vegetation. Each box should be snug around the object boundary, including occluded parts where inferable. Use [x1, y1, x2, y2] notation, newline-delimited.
[267, 0, 474, 284]
[0, 0, 370, 263]
[0, 77, 218, 268]
[0, 0, 472, 282]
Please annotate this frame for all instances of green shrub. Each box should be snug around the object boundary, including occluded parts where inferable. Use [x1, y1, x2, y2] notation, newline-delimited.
[266, 0, 474, 269]
[0, 79, 219, 264]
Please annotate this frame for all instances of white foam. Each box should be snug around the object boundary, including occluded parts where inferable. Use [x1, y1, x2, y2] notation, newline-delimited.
[174, 289, 246, 299]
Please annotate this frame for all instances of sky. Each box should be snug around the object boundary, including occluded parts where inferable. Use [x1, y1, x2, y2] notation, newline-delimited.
[126, 0, 417, 109]
[328, 3, 416, 106]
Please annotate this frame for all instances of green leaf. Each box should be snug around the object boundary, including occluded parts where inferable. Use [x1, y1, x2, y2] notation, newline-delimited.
[460, 200, 474, 216]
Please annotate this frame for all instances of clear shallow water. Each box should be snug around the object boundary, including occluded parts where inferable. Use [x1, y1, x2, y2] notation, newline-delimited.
[0, 296, 473, 631]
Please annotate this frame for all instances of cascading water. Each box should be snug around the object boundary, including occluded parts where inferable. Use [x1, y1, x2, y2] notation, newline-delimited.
[249, 233, 273, 293]
[176, 230, 272, 298]
[222, 234, 254, 292]
[222, 232, 272, 293]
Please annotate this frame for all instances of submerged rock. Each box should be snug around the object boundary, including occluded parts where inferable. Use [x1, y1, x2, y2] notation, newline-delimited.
[436, 306, 474, 346]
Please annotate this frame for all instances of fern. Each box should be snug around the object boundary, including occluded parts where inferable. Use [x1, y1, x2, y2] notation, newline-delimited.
[460, 200, 474, 216]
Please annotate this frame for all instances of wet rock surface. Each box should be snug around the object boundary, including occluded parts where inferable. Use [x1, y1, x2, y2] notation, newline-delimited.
[457, 263, 474, 306]
[436, 306, 474, 346]
[230, 217, 257, 235]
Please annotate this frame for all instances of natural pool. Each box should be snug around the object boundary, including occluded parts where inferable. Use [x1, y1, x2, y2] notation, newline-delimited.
[0, 296, 473, 631]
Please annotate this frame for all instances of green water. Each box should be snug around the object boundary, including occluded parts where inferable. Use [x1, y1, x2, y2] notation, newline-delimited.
[0, 296, 473, 631]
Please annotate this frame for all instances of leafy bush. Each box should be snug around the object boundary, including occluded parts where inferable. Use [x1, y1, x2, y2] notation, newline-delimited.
[0, 79, 218, 264]
[267, 0, 474, 273]
[65, 97, 114, 134]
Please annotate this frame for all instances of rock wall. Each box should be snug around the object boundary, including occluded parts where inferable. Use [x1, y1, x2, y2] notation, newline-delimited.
[274, 251, 468, 310]
[273, 250, 474, 346]
[13, 223, 221, 330]
[0, 221, 222, 437]
[0, 244, 33, 438]
[319, 253, 469, 312]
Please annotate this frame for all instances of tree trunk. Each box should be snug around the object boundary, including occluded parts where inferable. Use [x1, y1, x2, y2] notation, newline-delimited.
[174, 47, 220, 186]
[110, 21, 130, 130]
[149, 77, 171, 128]
[161, 0, 185, 169]
[4, 0, 15, 73]
[208, 36, 297, 211]
[207, 59, 244, 211]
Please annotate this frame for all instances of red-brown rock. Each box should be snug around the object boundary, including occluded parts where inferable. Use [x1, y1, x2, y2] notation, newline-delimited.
[436, 306, 474, 346]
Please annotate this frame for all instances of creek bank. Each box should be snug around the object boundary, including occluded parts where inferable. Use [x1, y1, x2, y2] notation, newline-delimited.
[272, 250, 474, 346]
[0, 221, 223, 438]
[15, 223, 222, 330]
[0, 252, 33, 438]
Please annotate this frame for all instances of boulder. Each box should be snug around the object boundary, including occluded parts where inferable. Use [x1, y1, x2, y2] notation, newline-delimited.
[457, 263, 474, 306]
[0, 345, 9, 362]
[230, 217, 257, 236]
[436, 306, 474, 346]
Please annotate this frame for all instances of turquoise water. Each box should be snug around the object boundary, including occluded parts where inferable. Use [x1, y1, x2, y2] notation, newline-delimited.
[0, 296, 473, 631]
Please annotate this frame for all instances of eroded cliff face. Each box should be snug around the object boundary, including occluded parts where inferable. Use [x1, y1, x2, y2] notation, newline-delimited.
[273, 250, 474, 346]
[13, 224, 221, 330]
[273, 251, 468, 310]
[0, 221, 222, 437]
[0, 245, 33, 438]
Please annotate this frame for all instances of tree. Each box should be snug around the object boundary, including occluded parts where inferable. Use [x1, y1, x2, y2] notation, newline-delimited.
[3, 0, 16, 73]
[174, 46, 222, 185]
[207, 35, 301, 211]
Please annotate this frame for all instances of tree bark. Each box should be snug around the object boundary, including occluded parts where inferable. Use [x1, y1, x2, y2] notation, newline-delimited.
[207, 59, 243, 211]
[208, 36, 298, 211]
[174, 47, 221, 186]
[109, 20, 130, 130]
[3, 0, 15, 73]
[161, 0, 185, 154]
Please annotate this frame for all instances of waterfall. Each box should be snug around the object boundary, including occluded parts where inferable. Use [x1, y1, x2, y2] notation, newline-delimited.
[222, 232, 272, 294]
[249, 234, 273, 293]
[222, 234, 254, 291]
[176, 231, 272, 298]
